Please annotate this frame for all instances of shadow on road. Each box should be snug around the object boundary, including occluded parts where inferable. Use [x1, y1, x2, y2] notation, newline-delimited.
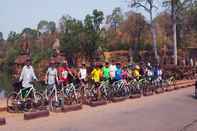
[186, 94, 197, 99]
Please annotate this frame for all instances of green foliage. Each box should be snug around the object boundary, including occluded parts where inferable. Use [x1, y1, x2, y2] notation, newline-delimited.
[0, 45, 21, 93]
[0, 32, 3, 40]
[7, 31, 21, 42]
[60, 17, 84, 55]
[37, 20, 48, 30]
[22, 28, 38, 39]
[5, 45, 21, 66]
[60, 9, 105, 60]
[48, 21, 56, 33]
[31, 48, 53, 65]
[106, 7, 124, 28]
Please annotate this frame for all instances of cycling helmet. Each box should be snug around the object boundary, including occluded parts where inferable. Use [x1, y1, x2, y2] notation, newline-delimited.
[135, 65, 140, 70]
[50, 60, 55, 64]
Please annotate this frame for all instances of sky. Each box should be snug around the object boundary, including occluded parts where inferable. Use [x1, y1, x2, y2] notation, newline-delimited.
[0, 0, 128, 38]
[0, 0, 163, 39]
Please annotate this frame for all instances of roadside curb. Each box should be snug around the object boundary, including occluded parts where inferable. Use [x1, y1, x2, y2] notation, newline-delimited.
[111, 97, 127, 103]
[130, 94, 141, 99]
[62, 104, 82, 112]
[0, 117, 6, 125]
[143, 91, 154, 96]
[0, 107, 7, 112]
[166, 87, 174, 92]
[89, 100, 107, 107]
[155, 88, 165, 94]
[24, 110, 50, 120]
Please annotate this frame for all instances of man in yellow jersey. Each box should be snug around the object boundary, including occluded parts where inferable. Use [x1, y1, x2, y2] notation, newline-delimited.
[91, 64, 102, 83]
[91, 64, 102, 100]
[133, 65, 141, 80]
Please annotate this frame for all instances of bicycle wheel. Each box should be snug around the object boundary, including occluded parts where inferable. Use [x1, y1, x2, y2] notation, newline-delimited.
[49, 93, 63, 111]
[7, 92, 20, 113]
[75, 89, 82, 104]
[33, 92, 44, 109]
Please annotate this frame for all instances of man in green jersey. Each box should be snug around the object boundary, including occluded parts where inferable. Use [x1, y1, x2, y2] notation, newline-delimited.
[102, 62, 110, 81]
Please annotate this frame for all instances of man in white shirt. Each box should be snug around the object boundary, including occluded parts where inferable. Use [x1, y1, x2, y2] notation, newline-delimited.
[19, 58, 38, 88]
[45, 60, 58, 88]
[79, 64, 87, 81]
[109, 61, 117, 80]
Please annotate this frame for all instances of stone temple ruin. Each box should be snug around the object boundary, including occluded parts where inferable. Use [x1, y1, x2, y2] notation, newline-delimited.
[13, 36, 66, 81]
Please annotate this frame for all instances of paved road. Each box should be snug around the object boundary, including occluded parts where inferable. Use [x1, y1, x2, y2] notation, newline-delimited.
[1, 86, 197, 131]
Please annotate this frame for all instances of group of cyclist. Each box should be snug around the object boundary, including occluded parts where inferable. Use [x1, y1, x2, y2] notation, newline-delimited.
[18, 57, 163, 94]
[90, 61, 163, 84]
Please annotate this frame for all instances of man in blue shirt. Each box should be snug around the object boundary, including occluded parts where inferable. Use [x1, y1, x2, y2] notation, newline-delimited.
[115, 63, 122, 81]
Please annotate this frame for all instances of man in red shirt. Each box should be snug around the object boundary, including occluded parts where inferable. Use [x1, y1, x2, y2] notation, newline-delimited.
[58, 60, 73, 85]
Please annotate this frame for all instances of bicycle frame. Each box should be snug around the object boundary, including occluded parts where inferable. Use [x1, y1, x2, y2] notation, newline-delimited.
[61, 83, 77, 98]
[99, 81, 110, 98]
[44, 84, 58, 102]
[18, 86, 36, 101]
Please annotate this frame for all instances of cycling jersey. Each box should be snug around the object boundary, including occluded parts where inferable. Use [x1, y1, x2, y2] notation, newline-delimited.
[58, 66, 69, 82]
[102, 67, 110, 80]
[91, 68, 102, 82]
[19, 65, 37, 88]
[122, 70, 128, 79]
[109, 64, 117, 79]
[79, 68, 87, 80]
[133, 69, 141, 79]
[115, 68, 122, 81]
[46, 67, 58, 85]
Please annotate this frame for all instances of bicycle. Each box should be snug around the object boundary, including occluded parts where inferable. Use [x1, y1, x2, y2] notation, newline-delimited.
[42, 83, 64, 111]
[162, 76, 176, 88]
[7, 81, 43, 112]
[110, 80, 129, 98]
[59, 80, 82, 105]
[99, 80, 111, 100]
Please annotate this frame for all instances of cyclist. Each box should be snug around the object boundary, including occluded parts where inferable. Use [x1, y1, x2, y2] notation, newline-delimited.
[78, 63, 87, 102]
[102, 62, 110, 81]
[78, 63, 87, 83]
[91, 64, 102, 100]
[158, 66, 163, 81]
[58, 60, 73, 86]
[146, 64, 154, 82]
[133, 65, 141, 80]
[109, 60, 117, 82]
[19, 58, 38, 89]
[91, 64, 102, 83]
[114, 63, 122, 81]
[45, 60, 58, 91]
[122, 66, 129, 80]
[154, 64, 163, 85]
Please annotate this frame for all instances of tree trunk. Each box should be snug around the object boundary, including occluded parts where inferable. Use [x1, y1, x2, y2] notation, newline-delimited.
[172, 0, 178, 65]
[129, 47, 133, 63]
[151, 25, 159, 62]
[173, 20, 177, 65]
[150, 12, 159, 64]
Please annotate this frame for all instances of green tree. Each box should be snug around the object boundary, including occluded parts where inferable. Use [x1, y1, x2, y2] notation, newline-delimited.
[48, 21, 56, 33]
[60, 16, 84, 63]
[84, 9, 104, 60]
[106, 7, 124, 30]
[37, 20, 49, 33]
[22, 28, 38, 39]
[92, 9, 104, 31]
[7, 31, 20, 42]
[129, 0, 160, 63]
[120, 12, 149, 62]
[163, 0, 196, 65]
[0, 32, 3, 40]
